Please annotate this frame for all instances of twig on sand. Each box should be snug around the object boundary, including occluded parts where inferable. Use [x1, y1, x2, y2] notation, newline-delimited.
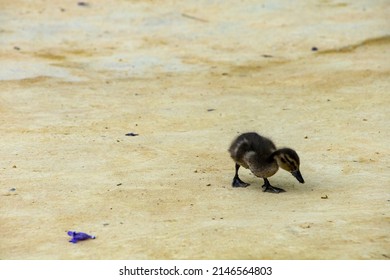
[181, 13, 208, 23]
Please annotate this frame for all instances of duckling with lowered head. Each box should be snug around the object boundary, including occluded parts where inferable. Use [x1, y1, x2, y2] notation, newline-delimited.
[228, 132, 304, 193]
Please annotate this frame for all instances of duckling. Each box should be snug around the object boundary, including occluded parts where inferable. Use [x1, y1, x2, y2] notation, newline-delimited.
[228, 132, 304, 193]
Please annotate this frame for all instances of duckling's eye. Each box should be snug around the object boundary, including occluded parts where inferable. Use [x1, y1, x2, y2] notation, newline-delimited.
[280, 157, 287, 164]
[291, 163, 297, 170]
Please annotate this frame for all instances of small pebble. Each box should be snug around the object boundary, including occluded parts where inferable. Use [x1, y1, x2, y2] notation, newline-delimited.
[311, 46, 318, 51]
[9, 188, 16, 192]
[321, 195, 328, 199]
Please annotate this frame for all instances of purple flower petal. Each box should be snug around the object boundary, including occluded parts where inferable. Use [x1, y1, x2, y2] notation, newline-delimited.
[67, 231, 95, 243]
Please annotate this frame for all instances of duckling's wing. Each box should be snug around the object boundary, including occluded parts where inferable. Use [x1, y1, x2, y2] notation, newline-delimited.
[229, 135, 250, 162]
[249, 134, 277, 157]
[229, 132, 276, 161]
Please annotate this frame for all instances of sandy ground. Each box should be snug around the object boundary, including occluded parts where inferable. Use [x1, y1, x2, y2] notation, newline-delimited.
[0, 0, 389, 259]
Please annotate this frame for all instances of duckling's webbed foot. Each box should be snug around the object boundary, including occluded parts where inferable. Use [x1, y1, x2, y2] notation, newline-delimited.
[232, 163, 250, 188]
[262, 178, 285, 193]
[232, 176, 250, 188]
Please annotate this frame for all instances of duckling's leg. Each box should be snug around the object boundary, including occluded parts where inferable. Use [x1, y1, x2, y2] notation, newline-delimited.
[262, 178, 286, 193]
[232, 163, 250, 188]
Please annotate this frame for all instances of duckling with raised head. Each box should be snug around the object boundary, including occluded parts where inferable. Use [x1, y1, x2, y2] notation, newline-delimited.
[228, 132, 304, 193]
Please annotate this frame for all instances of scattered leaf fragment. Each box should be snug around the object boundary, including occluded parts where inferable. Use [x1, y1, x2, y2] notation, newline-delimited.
[125, 132, 138, 136]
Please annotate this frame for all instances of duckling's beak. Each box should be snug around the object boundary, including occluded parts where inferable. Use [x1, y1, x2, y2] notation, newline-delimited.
[291, 170, 304, 183]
